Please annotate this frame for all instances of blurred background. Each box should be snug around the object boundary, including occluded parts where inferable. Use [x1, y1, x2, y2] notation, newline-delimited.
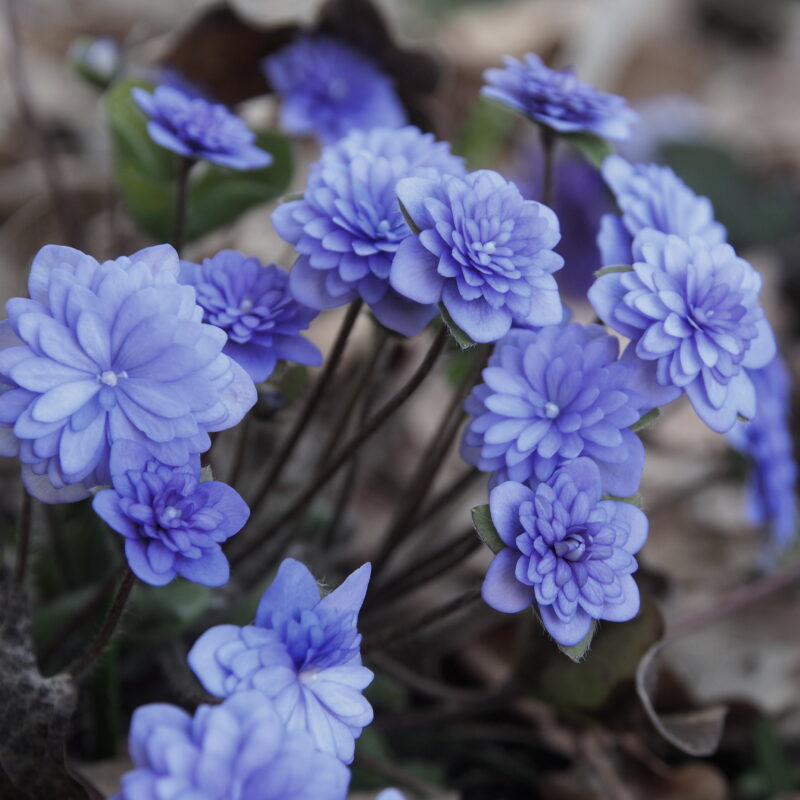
[2, 0, 800, 797]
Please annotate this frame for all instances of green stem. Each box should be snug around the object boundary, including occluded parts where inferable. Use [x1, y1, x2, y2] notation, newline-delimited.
[540, 125, 557, 208]
[172, 156, 194, 254]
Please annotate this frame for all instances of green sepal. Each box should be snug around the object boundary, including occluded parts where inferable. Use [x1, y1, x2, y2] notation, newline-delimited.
[594, 264, 634, 278]
[471, 504, 504, 554]
[630, 407, 661, 432]
[439, 303, 476, 350]
[563, 131, 614, 167]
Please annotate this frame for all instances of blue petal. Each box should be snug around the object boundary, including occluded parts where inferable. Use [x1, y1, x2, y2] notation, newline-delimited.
[316, 562, 371, 618]
[388, 238, 443, 304]
[482, 549, 533, 613]
[255, 558, 321, 627]
[368, 288, 437, 337]
[176, 547, 230, 587]
[186, 624, 243, 697]
[488, 481, 534, 546]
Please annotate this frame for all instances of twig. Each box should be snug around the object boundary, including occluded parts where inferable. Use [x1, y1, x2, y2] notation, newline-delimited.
[226, 413, 252, 488]
[665, 556, 800, 641]
[69, 568, 135, 679]
[411, 465, 482, 530]
[1, 0, 81, 247]
[540, 125, 557, 207]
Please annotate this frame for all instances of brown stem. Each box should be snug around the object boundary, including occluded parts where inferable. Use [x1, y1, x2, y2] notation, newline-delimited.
[69, 568, 135, 678]
[373, 344, 489, 574]
[13, 488, 32, 586]
[246, 299, 363, 517]
[540, 125, 557, 208]
[172, 157, 194, 255]
[234, 326, 448, 578]
[364, 585, 482, 652]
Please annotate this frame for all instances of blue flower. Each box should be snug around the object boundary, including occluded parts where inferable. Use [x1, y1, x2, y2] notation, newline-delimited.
[272, 126, 464, 337]
[0, 244, 256, 502]
[391, 170, 564, 343]
[482, 53, 637, 140]
[263, 35, 406, 144]
[727, 356, 798, 558]
[461, 323, 645, 497]
[93, 440, 248, 587]
[179, 251, 321, 383]
[482, 458, 648, 646]
[115, 691, 350, 800]
[597, 154, 727, 266]
[588, 231, 776, 433]
[132, 85, 273, 169]
[188, 558, 373, 764]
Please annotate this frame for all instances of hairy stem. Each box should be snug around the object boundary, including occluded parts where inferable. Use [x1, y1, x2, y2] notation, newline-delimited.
[172, 157, 194, 254]
[373, 345, 489, 575]
[13, 488, 32, 587]
[540, 124, 557, 208]
[247, 299, 363, 517]
[234, 325, 448, 577]
[364, 586, 482, 652]
[69, 568, 135, 679]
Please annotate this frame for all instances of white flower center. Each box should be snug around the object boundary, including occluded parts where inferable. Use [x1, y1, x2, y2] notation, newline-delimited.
[98, 370, 119, 387]
[544, 401, 560, 419]
[162, 506, 180, 521]
[239, 298, 254, 313]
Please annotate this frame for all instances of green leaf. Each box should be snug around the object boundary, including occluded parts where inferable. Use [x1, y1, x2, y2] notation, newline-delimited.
[454, 97, 516, 169]
[185, 130, 293, 241]
[630, 407, 661, 432]
[439, 303, 475, 350]
[397, 198, 420, 235]
[563, 131, 614, 167]
[536, 592, 664, 710]
[594, 264, 633, 278]
[602, 492, 643, 508]
[557, 619, 597, 663]
[471, 504, 504, 553]
[105, 78, 293, 243]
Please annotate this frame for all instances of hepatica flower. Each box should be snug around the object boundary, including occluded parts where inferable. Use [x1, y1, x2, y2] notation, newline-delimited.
[589, 232, 776, 432]
[482, 458, 648, 646]
[263, 35, 406, 144]
[272, 126, 465, 336]
[462, 323, 645, 497]
[132, 85, 272, 169]
[0, 244, 256, 502]
[179, 251, 321, 383]
[598, 154, 727, 266]
[93, 440, 248, 587]
[188, 558, 373, 764]
[727, 356, 798, 557]
[115, 691, 349, 800]
[482, 53, 637, 140]
[391, 170, 564, 343]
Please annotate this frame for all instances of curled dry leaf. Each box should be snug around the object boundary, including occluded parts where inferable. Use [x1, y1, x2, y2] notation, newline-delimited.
[636, 642, 728, 757]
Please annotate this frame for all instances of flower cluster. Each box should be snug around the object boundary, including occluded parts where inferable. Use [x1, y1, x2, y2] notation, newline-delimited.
[93, 440, 249, 587]
[727, 356, 798, 558]
[482, 458, 647, 645]
[272, 126, 465, 336]
[597, 154, 727, 266]
[263, 35, 407, 144]
[589, 231, 775, 432]
[115, 691, 349, 800]
[132, 85, 272, 169]
[391, 169, 563, 342]
[0, 244, 256, 502]
[482, 53, 637, 140]
[188, 558, 373, 764]
[462, 323, 645, 497]
[179, 251, 321, 383]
